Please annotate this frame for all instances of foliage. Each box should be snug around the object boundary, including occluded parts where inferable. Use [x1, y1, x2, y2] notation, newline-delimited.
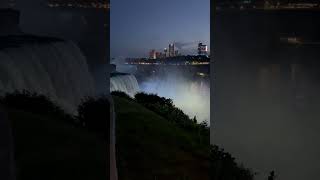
[0, 90, 74, 123]
[111, 91, 133, 100]
[113, 95, 210, 180]
[210, 145, 255, 180]
[9, 102, 106, 180]
[134, 92, 210, 146]
[0, 90, 110, 138]
[77, 95, 109, 138]
[135, 92, 173, 107]
[114, 95, 254, 180]
[1, 90, 255, 180]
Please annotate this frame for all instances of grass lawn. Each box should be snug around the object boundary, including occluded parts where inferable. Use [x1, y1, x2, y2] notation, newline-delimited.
[114, 96, 210, 180]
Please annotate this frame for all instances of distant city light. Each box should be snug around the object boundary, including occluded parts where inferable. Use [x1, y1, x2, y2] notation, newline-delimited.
[216, 1, 320, 11]
[47, 0, 110, 9]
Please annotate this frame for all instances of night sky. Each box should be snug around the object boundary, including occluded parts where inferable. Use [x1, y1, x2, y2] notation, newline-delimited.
[110, 0, 210, 58]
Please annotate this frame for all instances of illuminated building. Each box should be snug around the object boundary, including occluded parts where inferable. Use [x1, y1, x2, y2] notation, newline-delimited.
[149, 49, 156, 59]
[164, 48, 168, 57]
[156, 52, 163, 59]
[169, 43, 175, 57]
[198, 43, 208, 55]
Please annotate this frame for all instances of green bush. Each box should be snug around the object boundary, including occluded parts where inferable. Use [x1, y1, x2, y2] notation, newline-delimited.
[134, 92, 209, 146]
[135, 92, 174, 107]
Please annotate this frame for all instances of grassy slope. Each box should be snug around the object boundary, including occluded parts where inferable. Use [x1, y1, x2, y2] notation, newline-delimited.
[7, 108, 106, 180]
[114, 96, 210, 180]
[7, 95, 209, 180]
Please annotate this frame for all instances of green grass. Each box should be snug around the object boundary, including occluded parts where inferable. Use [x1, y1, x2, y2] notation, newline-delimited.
[7, 95, 210, 180]
[114, 96, 210, 180]
[8, 108, 107, 180]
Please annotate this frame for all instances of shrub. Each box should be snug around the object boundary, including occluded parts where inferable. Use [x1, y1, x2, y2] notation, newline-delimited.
[111, 91, 133, 100]
[210, 145, 255, 180]
[77, 95, 110, 138]
[0, 90, 73, 122]
[134, 92, 210, 145]
[135, 92, 173, 107]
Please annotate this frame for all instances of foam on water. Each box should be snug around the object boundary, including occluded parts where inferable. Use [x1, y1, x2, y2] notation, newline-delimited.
[110, 74, 140, 97]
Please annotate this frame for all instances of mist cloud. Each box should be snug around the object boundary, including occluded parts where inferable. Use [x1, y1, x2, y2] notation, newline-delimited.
[139, 68, 210, 123]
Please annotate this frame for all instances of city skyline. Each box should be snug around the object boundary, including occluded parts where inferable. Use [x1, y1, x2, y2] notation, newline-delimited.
[147, 42, 208, 59]
[110, 0, 210, 59]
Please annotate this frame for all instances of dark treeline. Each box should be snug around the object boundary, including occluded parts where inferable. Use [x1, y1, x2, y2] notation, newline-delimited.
[112, 91, 210, 147]
[0, 90, 108, 180]
[0, 90, 109, 139]
[1, 89, 256, 180]
[112, 91, 255, 180]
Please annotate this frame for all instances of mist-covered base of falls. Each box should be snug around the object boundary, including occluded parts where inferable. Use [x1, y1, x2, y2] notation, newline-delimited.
[140, 76, 210, 123]
[110, 62, 210, 123]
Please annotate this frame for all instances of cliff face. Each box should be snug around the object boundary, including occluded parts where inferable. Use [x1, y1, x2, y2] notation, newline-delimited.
[0, 9, 22, 36]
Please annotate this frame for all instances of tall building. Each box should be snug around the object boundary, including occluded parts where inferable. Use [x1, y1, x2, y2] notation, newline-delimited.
[155, 51, 163, 59]
[198, 43, 208, 55]
[169, 43, 175, 57]
[149, 49, 156, 59]
[164, 48, 168, 57]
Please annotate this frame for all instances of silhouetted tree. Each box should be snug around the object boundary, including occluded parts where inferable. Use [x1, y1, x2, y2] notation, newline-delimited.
[77, 95, 109, 138]
[0, 90, 74, 123]
[210, 145, 255, 180]
[133, 92, 210, 147]
[111, 91, 133, 100]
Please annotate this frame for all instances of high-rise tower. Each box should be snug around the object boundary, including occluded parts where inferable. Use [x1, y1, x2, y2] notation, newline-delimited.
[169, 43, 175, 57]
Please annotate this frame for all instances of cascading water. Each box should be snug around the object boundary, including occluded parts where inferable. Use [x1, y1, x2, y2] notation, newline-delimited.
[110, 73, 140, 97]
[0, 36, 95, 114]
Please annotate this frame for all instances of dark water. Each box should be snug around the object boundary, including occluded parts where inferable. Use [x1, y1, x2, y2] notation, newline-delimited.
[212, 10, 320, 180]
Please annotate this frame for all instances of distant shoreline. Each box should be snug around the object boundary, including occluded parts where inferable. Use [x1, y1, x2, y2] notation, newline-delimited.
[125, 55, 210, 66]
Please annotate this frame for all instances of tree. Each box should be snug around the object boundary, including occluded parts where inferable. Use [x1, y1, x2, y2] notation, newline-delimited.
[77, 96, 110, 138]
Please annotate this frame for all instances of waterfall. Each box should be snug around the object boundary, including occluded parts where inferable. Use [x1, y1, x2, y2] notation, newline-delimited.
[0, 36, 95, 114]
[110, 73, 140, 97]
